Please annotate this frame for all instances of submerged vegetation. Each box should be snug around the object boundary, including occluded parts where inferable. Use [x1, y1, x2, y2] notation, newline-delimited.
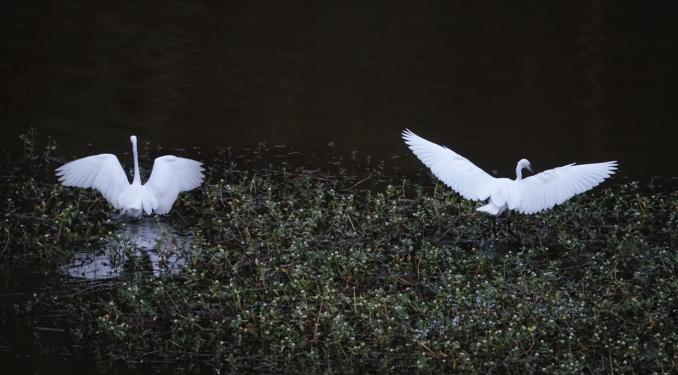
[1, 132, 677, 373]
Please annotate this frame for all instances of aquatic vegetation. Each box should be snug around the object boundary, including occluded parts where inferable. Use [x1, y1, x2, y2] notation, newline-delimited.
[0, 134, 676, 373]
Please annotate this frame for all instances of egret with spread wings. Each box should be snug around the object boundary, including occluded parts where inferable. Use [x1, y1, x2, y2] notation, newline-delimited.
[402, 129, 617, 216]
[56, 136, 204, 218]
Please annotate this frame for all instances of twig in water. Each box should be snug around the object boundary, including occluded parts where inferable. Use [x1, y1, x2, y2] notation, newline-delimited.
[347, 173, 373, 190]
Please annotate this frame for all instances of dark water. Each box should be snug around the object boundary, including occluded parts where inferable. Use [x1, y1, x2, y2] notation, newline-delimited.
[0, 2, 677, 371]
[1, 0, 677, 177]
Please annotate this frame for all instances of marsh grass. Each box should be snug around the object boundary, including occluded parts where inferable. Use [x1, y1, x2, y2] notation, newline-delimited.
[0, 132, 676, 373]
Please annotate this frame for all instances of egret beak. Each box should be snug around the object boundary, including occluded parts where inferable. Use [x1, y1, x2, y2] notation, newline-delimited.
[527, 165, 533, 173]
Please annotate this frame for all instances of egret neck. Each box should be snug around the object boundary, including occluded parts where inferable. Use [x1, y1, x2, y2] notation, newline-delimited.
[131, 135, 141, 185]
[515, 159, 532, 181]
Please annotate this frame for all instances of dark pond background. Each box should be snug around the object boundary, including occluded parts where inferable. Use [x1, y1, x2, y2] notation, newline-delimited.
[1, 0, 677, 177]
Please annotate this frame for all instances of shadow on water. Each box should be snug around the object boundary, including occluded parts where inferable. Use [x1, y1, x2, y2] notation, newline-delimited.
[62, 218, 192, 280]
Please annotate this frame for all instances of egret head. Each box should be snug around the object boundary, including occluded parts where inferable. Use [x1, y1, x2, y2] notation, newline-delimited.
[518, 158, 533, 172]
[130, 135, 137, 144]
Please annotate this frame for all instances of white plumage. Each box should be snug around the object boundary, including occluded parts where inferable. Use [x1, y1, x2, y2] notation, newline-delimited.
[402, 129, 617, 215]
[56, 136, 204, 218]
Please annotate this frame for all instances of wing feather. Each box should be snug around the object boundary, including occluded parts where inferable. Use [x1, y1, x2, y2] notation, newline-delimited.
[402, 129, 496, 200]
[513, 161, 617, 214]
[143, 155, 204, 214]
[55, 154, 130, 209]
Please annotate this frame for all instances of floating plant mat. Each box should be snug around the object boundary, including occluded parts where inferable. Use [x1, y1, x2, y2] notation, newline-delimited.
[0, 135, 677, 373]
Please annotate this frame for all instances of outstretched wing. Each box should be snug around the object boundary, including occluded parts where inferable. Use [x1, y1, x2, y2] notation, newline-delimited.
[402, 129, 497, 201]
[143, 155, 204, 214]
[513, 161, 617, 214]
[55, 154, 130, 209]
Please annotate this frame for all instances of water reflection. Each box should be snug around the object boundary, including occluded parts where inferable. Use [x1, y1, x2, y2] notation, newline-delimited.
[62, 218, 191, 279]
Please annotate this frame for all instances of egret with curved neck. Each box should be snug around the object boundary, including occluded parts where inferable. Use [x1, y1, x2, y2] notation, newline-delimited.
[402, 129, 617, 218]
[515, 158, 532, 181]
[56, 135, 205, 218]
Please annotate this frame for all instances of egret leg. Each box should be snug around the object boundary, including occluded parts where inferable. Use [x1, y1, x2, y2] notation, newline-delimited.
[506, 213, 521, 242]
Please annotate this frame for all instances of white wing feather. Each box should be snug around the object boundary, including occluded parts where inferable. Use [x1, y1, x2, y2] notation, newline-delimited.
[514, 161, 617, 214]
[143, 156, 204, 214]
[402, 129, 496, 201]
[55, 154, 130, 209]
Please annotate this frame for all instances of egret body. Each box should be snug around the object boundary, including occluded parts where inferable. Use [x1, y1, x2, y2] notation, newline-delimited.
[402, 129, 617, 216]
[56, 136, 204, 218]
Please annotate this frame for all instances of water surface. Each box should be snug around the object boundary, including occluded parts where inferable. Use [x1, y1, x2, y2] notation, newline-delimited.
[1, 0, 677, 177]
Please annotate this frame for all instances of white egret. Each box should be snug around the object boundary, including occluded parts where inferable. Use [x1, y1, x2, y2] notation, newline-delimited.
[56, 136, 204, 218]
[402, 129, 617, 216]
